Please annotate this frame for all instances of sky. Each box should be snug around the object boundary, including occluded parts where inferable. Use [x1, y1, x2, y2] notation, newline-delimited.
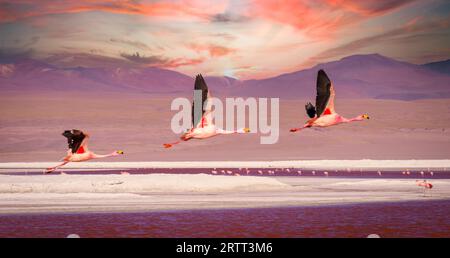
[0, 0, 449, 79]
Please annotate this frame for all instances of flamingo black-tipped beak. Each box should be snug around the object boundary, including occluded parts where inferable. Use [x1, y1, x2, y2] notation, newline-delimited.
[244, 128, 251, 133]
[116, 150, 124, 154]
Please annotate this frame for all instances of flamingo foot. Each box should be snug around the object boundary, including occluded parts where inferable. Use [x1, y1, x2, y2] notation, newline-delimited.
[163, 143, 173, 148]
[44, 168, 56, 174]
[290, 128, 299, 132]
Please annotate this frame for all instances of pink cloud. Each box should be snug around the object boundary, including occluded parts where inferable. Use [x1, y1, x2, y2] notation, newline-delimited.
[250, 0, 415, 38]
[0, 0, 224, 23]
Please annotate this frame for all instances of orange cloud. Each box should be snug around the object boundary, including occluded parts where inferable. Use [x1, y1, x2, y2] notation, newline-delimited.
[189, 43, 236, 57]
[325, 0, 416, 16]
[250, 0, 415, 38]
[0, 0, 223, 23]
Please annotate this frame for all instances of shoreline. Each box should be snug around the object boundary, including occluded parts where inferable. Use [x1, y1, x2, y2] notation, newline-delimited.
[0, 198, 448, 216]
[1, 160, 450, 173]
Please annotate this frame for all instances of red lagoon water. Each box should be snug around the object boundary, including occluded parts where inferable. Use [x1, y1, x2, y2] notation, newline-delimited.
[6, 168, 449, 179]
[1, 200, 449, 238]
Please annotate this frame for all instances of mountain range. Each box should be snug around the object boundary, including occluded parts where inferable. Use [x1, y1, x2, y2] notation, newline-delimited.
[1, 53, 450, 100]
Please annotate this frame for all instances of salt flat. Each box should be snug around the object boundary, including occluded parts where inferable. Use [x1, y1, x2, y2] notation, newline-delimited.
[0, 174, 448, 214]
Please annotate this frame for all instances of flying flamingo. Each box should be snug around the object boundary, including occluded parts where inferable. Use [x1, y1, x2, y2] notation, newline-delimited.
[45, 129, 123, 173]
[163, 74, 250, 148]
[290, 70, 369, 133]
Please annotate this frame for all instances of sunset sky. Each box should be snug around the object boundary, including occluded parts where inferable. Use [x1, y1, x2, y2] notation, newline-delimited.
[1, 0, 449, 79]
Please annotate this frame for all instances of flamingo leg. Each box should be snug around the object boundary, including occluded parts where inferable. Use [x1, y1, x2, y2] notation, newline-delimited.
[163, 141, 181, 148]
[45, 161, 69, 174]
[290, 124, 311, 133]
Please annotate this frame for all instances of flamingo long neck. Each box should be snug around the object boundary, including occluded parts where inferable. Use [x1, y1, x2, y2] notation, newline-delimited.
[91, 152, 117, 159]
[342, 116, 364, 123]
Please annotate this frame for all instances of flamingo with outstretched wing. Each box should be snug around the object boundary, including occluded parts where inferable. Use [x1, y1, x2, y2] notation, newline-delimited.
[290, 69, 369, 132]
[164, 74, 250, 148]
[45, 129, 123, 173]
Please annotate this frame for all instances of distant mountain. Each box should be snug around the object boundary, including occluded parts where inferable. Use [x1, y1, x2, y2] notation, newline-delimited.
[0, 58, 193, 94]
[233, 54, 450, 100]
[422, 59, 450, 75]
[2, 53, 450, 100]
[0, 55, 236, 95]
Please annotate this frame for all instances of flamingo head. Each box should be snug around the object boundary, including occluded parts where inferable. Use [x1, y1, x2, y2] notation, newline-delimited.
[242, 128, 251, 133]
[115, 150, 124, 155]
[362, 114, 370, 120]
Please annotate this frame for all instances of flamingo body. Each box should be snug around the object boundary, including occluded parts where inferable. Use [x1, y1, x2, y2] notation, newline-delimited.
[290, 70, 369, 132]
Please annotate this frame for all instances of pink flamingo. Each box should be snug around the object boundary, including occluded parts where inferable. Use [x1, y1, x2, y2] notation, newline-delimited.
[45, 130, 123, 173]
[416, 180, 433, 197]
[163, 74, 250, 148]
[290, 70, 369, 133]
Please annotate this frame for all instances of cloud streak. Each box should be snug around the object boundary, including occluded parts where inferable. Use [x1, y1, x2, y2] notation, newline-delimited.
[303, 15, 450, 66]
[120, 52, 205, 68]
[110, 38, 152, 51]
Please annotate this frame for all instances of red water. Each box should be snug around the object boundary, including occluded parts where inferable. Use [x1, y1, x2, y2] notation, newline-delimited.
[8, 168, 449, 179]
[1, 200, 449, 238]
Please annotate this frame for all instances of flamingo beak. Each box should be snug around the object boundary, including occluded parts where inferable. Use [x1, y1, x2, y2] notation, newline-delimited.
[363, 114, 370, 120]
[116, 150, 124, 155]
[244, 128, 251, 133]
